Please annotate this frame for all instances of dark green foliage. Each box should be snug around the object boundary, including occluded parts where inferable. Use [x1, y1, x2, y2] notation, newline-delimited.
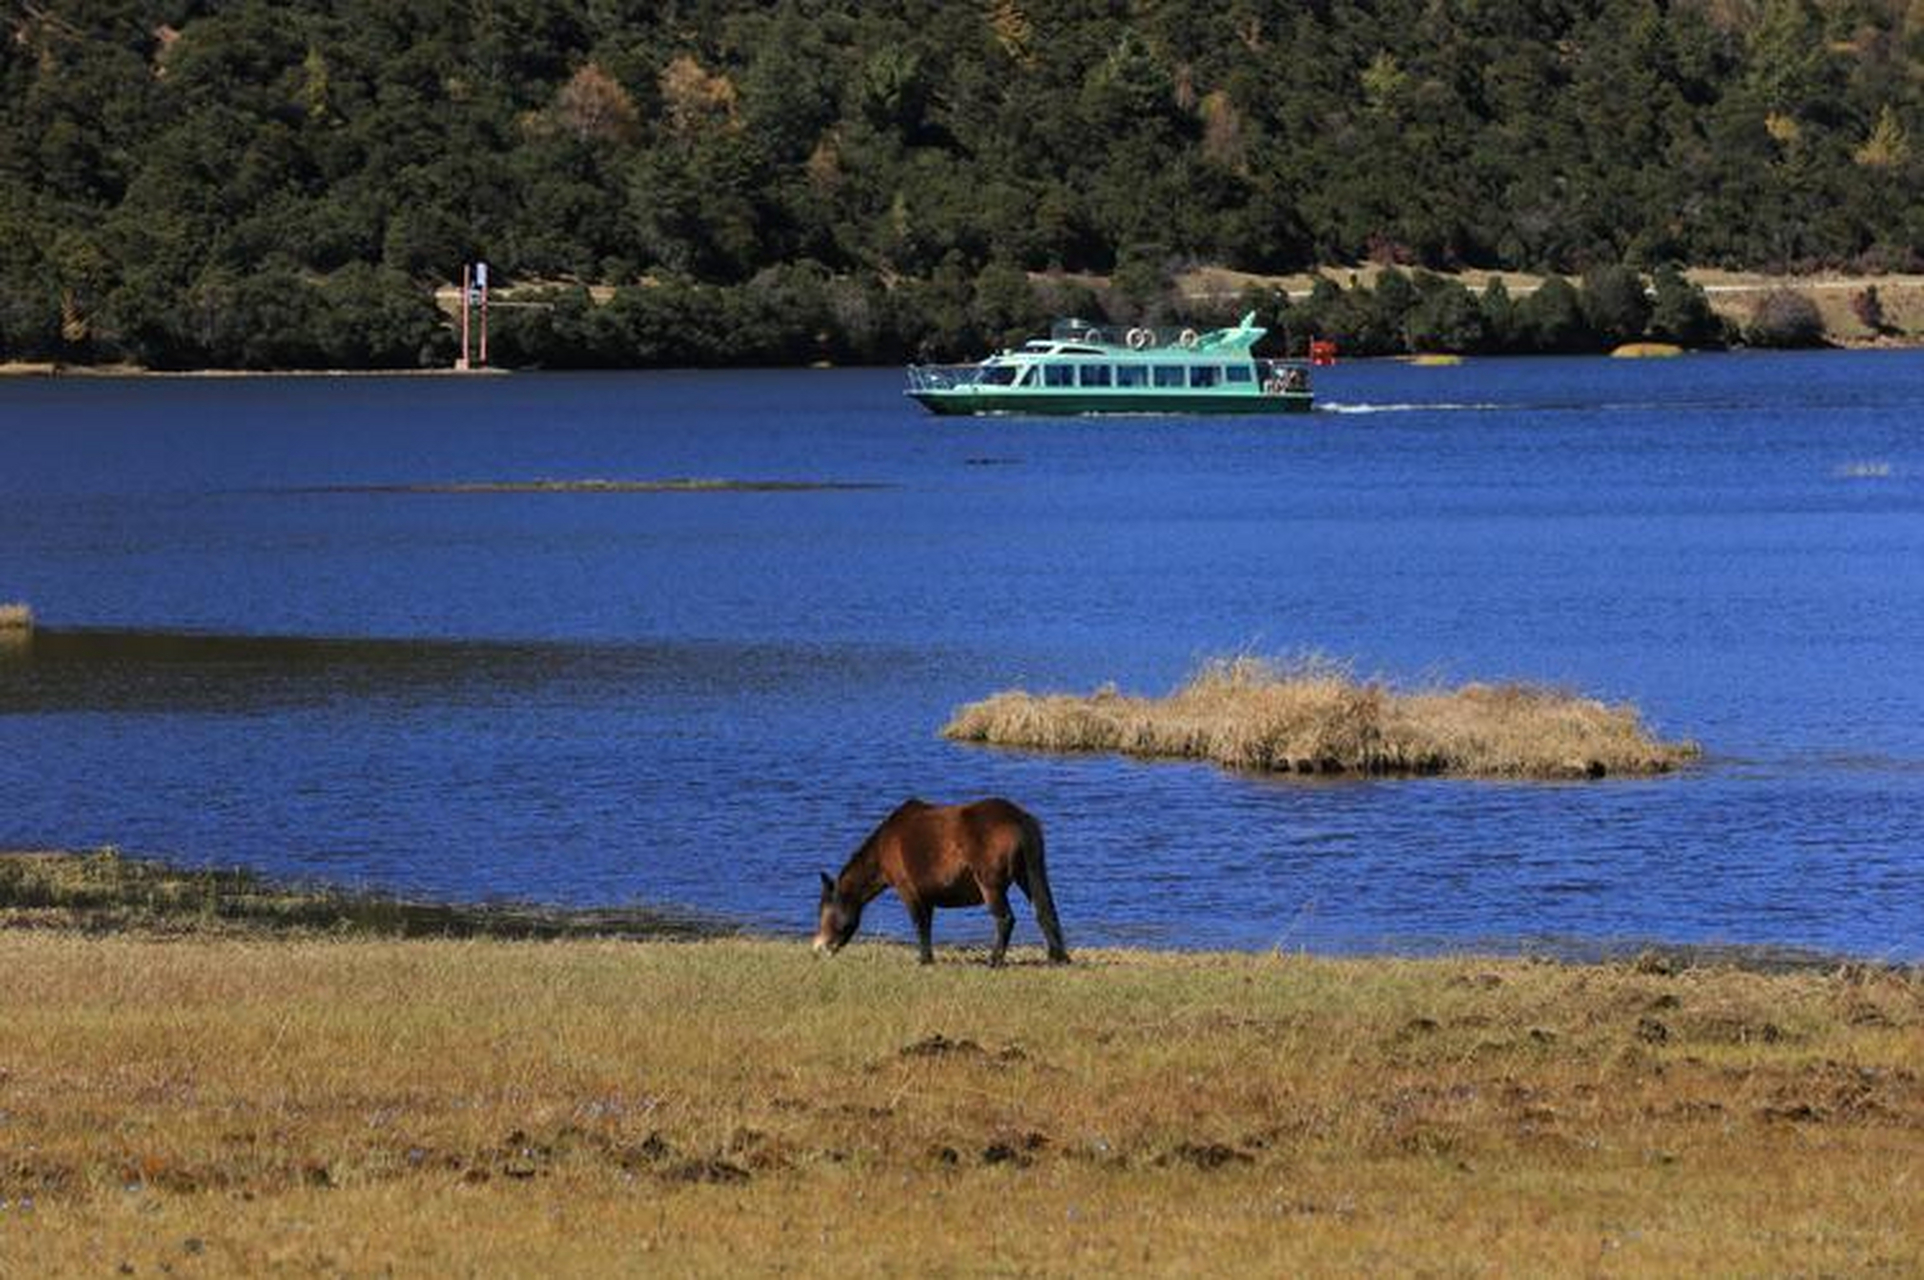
[1648, 265, 1726, 347]
[1110, 248, 1177, 324]
[1516, 278, 1597, 353]
[1406, 274, 1488, 354]
[1579, 265, 1654, 348]
[1, 0, 1914, 368]
[1478, 279, 1520, 351]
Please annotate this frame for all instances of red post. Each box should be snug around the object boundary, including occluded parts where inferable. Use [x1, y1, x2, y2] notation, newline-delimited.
[457, 264, 473, 370]
[478, 274, 489, 368]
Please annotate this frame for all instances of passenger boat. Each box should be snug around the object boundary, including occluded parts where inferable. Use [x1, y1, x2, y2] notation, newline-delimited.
[906, 312, 1312, 416]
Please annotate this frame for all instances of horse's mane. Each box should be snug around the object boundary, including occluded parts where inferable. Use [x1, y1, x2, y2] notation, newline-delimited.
[838, 798, 930, 884]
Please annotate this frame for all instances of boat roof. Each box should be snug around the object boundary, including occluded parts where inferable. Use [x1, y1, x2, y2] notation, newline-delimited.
[1019, 312, 1267, 357]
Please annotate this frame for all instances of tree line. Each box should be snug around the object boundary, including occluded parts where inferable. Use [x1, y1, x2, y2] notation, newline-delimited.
[2, 0, 1916, 368]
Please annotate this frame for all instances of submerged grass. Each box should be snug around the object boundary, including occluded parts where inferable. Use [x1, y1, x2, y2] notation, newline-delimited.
[0, 848, 724, 940]
[0, 928, 1917, 1276]
[287, 478, 891, 495]
[944, 655, 1701, 780]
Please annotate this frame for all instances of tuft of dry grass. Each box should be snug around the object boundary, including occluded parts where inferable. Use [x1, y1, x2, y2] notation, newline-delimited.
[0, 930, 1917, 1276]
[0, 600, 32, 630]
[943, 655, 1701, 779]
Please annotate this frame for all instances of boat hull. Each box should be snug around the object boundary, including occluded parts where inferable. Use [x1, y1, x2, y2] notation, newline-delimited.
[909, 390, 1314, 416]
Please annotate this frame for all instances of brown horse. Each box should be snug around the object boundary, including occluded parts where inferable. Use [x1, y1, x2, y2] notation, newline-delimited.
[814, 798, 1069, 966]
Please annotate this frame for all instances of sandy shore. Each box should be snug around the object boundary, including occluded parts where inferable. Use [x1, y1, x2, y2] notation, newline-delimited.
[1, 361, 511, 378]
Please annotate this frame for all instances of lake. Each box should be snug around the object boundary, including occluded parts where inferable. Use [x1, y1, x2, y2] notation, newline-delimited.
[2, 354, 1920, 959]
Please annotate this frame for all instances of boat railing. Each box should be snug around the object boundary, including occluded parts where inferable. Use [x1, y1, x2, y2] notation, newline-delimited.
[907, 364, 999, 392]
[1047, 318, 1262, 352]
[1255, 359, 1312, 393]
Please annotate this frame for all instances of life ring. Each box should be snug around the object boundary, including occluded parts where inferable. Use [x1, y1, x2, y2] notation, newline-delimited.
[1127, 327, 1151, 350]
[1081, 327, 1102, 344]
[1178, 328, 1199, 349]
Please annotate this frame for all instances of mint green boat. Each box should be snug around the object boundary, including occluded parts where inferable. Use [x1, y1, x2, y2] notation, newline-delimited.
[906, 312, 1311, 416]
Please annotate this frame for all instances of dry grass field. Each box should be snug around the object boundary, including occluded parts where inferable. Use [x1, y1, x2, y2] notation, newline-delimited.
[1, 861, 1918, 1277]
[944, 656, 1700, 780]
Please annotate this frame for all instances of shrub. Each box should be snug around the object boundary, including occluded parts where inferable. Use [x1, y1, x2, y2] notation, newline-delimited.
[1406, 276, 1488, 353]
[1579, 265, 1652, 347]
[1745, 288, 1826, 348]
[1648, 265, 1725, 347]
[1850, 285, 1890, 335]
[1516, 277, 1597, 352]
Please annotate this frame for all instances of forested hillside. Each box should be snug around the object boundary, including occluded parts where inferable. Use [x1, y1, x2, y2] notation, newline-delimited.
[4, 0, 1921, 368]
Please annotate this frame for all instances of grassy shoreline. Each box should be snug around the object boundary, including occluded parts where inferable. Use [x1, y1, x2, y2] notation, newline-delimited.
[1, 921, 1917, 1275]
[0, 847, 1873, 972]
[2, 850, 1919, 1274]
[0, 847, 726, 941]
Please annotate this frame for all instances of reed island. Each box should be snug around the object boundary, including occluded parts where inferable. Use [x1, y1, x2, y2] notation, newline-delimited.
[944, 656, 1700, 780]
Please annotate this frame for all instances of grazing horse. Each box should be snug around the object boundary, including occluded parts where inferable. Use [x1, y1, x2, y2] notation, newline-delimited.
[814, 798, 1069, 966]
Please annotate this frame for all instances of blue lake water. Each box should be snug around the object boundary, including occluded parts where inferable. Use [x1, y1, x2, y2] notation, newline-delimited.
[2, 354, 1921, 958]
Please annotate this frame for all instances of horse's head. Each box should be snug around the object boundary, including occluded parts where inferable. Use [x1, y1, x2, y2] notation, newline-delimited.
[813, 871, 862, 955]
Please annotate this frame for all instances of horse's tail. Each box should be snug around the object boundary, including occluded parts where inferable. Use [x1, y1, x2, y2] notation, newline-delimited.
[1015, 808, 1070, 964]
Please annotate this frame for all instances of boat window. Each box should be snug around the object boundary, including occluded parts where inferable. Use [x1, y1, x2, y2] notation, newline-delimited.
[1022, 343, 1052, 353]
[1116, 365, 1148, 387]
[980, 365, 1018, 386]
[1079, 364, 1112, 387]
[1043, 364, 1076, 388]
[1153, 366, 1185, 388]
[1225, 365, 1253, 383]
[1189, 366, 1220, 388]
[1060, 346, 1104, 355]
[1014, 366, 1036, 387]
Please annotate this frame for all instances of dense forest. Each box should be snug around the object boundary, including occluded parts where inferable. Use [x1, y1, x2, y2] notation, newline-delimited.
[3, 0, 1921, 368]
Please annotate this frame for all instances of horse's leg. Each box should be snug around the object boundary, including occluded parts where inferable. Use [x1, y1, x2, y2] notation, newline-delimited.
[1034, 894, 1069, 965]
[984, 886, 1014, 967]
[1014, 845, 1070, 964]
[908, 899, 935, 965]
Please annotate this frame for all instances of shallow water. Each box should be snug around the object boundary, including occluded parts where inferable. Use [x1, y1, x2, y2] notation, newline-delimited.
[2, 354, 1920, 958]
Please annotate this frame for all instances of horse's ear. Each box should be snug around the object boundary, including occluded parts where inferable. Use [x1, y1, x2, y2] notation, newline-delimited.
[819, 870, 835, 897]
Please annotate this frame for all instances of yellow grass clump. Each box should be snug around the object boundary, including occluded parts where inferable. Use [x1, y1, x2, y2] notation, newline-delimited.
[943, 656, 1700, 779]
[0, 600, 33, 630]
[1611, 341, 1685, 358]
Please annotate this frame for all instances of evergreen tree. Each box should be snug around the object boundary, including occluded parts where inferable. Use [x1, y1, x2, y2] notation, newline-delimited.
[1579, 265, 1653, 347]
[1516, 278, 1597, 353]
[1648, 265, 1724, 347]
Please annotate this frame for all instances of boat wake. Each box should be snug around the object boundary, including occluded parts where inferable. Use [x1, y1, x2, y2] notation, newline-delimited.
[1317, 401, 1508, 415]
